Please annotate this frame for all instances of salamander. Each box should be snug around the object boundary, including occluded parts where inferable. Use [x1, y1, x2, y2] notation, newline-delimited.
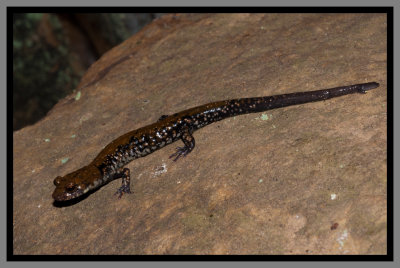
[52, 82, 379, 202]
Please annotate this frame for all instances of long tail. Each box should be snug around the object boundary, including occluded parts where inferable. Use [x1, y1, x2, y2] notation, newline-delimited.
[177, 82, 379, 130]
[230, 82, 379, 114]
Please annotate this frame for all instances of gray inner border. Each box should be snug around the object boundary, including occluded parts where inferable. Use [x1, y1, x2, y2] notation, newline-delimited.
[2, 0, 397, 268]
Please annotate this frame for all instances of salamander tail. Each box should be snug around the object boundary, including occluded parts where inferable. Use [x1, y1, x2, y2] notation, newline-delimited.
[359, 82, 379, 93]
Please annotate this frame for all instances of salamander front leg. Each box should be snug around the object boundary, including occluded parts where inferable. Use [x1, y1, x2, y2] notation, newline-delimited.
[169, 129, 195, 162]
[114, 168, 132, 198]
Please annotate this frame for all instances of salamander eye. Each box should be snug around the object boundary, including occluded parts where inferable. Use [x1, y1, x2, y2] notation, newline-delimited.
[54, 176, 62, 186]
[65, 183, 78, 193]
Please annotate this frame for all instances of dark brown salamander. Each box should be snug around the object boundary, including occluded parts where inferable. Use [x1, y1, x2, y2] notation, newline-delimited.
[52, 82, 379, 202]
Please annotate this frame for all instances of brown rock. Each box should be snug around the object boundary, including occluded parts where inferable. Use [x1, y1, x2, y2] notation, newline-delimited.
[13, 13, 387, 255]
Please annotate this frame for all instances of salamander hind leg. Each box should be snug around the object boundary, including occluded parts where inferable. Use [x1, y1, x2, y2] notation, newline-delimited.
[169, 129, 195, 162]
[114, 168, 132, 198]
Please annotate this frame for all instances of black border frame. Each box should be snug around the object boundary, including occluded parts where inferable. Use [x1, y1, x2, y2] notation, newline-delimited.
[8, 6, 393, 262]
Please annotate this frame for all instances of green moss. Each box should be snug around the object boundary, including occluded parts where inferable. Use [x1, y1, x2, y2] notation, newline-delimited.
[74, 91, 81, 101]
[260, 114, 269, 120]
[13, 13, 81, 130]
[13, 39, 22, 49]
[26, 13, 43, 21]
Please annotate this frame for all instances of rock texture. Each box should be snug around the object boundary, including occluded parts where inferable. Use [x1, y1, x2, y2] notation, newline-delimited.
[13, 13, 387, 255]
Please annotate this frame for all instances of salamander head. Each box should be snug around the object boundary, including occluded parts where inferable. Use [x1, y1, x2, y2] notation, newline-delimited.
[52, 165, 101, 202]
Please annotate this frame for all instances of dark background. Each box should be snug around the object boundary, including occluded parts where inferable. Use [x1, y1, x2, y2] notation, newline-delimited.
[13, 13, 163, 131]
